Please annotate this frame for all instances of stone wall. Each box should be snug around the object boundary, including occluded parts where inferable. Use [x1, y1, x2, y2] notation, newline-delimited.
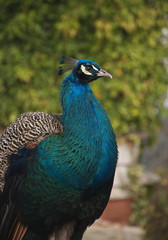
[83, 220, 144, 240]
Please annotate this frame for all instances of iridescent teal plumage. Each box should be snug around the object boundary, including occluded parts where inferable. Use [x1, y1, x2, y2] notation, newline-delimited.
[0, 58, 118, 240]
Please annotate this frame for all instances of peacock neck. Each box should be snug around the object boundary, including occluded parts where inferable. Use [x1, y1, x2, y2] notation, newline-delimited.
[59, 74, 117, 188]
[61, 74, 100, 137]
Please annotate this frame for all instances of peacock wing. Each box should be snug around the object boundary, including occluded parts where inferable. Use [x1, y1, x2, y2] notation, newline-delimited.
[0, 112, 63, 191]
[0, 112, 63, 240]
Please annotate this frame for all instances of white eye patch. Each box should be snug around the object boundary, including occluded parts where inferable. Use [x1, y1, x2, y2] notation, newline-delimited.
[81, 65, 92, 75]
[92, 65, 99, 71]
[81, 64, 99, 75]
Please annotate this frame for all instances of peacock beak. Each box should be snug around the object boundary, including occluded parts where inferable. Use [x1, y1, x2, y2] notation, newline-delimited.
[97, 69, 112, 78]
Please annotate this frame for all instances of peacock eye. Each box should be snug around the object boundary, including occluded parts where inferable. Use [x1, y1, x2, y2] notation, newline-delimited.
[85, 65, 93, 71]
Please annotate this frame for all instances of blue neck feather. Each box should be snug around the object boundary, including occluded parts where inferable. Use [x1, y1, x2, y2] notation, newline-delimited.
[59, 72, 118, 188]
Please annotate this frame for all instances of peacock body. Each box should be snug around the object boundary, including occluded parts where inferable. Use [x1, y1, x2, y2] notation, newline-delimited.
[0, 57, 118, 240]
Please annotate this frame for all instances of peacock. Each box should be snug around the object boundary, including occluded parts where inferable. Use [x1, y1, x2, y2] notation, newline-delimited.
[0, 57, 118, 240]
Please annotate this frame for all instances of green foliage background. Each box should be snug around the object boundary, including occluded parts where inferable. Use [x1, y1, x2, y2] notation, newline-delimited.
[128, 166, 168, 240]
[0, 0, 168, 138]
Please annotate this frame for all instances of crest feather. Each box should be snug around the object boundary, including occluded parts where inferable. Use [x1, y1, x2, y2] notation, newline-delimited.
[58, 56, 79, 75]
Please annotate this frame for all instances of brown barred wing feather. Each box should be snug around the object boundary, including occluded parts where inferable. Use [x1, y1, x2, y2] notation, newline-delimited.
[0, 112, 63, 191]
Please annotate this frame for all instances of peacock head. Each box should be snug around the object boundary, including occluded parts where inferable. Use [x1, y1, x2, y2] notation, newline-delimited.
[58, 57, 112, 83]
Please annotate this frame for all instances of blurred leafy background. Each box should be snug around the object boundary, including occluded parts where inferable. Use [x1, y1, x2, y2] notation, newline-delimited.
[128, 165, 168, 240]
[0, 0, 168, 140]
